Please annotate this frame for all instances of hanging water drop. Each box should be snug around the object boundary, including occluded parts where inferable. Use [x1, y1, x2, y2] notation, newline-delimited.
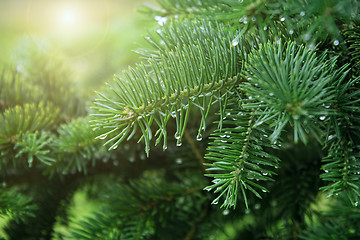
[319, 116, 326, 121]
[355, 202, 359, 207]
[176, 139, 182, 147]
[269, 92, 274, 96]
[196, 133, 203, 141]
[300, 11, 305, 16]
[174, 132, 181, 139]
[289, 29, 294, 34]
[333, 40, 339, 46]
[263, 26, 268, 31]
[280, 17, 286, 22]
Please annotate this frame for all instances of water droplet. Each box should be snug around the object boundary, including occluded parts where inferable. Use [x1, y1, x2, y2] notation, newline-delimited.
[222, 209, 230, 215]
[333, 40, 339, 46]
[156, 29, 162, 34]
[319, 116, 326, 121]
[160, 40, 165, 45]
[248, 96, 253, 100]
[212, 199, 219, 205]
[263, 26, 268, 31]
[129, 156, 135, 162]
[176, 158, 183, 164]
[262, 172, 268, 176]
[174, 14, 179, 19]
[140, 153, 146, 160]
[99, 135, 107, 140]
[355, 202, 359, 207]
[289, 29, 294, 34]
[254, 203, 261, 210]
[174, 132, 181, 139]
[2, 181, 7, 188]
[176, 139, 182, 147]
[300, 11, 305, 16]
[232, 41, 239, 47]
[196, 133, 202, 141]
[269, 92, 274, 96]
[280, 17, 286, 22]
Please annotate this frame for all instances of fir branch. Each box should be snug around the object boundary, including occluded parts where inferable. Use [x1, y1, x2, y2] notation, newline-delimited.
[204, 100, 280, 209]
[91, 21, 245, 155]
[321, 141, 360, 204]
[14, 131, 55, 168]
[242, 41, 345, 144]
[46, 117, 111, 176]
[0, 190, 37, 223]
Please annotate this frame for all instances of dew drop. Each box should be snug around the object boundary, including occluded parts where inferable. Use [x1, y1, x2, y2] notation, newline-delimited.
[174, 132, 181, 139]
[263, 26, 268, 31]
[319, 116, 326, 121]
[156, 28, 162, 34]
[232, 41, 239, 47]
[300, 11, 305, 16]
[333, 40, 339, 46]
[176, 139, 182, 147]
[196, 133, 203, 141]
[280, 17, 286, 22]
[248, 96, 253, 100]
[99, 135, 107, 140]
[355, 202, 359, 207]
[2, 181, 7, 188]
[254, 203, 261, 210]
[289, 29, 294, 34]
[269, 92, 274, 96]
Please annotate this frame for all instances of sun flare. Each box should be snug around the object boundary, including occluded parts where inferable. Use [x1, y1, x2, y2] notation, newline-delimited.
[26, 0, 109, 59]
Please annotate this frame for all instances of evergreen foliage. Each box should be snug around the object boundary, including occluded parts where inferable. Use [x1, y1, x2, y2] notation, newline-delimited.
[1, 0, 360, 239]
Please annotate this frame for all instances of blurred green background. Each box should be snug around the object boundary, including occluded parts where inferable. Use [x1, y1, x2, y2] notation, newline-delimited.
[0, 0, 155, 237]
[0, 0, 156, 96]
